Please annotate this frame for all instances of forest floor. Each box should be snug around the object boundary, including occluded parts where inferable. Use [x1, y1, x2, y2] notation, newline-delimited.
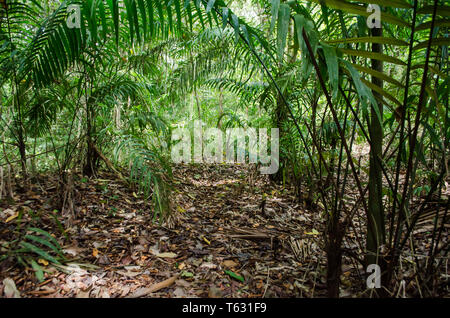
[1, 164, 370, 298]
[5, 163, 447, 298]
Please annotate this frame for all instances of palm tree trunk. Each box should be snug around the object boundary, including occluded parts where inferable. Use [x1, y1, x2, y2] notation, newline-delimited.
[366, 25, 386, 273]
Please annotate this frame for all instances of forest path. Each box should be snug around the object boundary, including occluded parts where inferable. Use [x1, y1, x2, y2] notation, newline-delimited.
[0, 164, 328, 298]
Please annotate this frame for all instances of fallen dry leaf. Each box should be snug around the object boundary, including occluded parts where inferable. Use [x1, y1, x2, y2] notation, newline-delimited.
[129, 275, 179, 298]
[222, 260, 238, 268]
[3, 278, 20, 298]
[5, 212, 19, 223]
[38, 259, 49, 266]
[155, 252, 177, 259]
[208, 286, 224, 298]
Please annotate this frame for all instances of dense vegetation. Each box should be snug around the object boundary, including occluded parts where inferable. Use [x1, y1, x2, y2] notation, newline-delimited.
[0, 0, 448, 298]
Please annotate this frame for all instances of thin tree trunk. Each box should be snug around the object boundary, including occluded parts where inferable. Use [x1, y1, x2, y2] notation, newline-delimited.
[326, 224, 343, 298]
[83, 100, 97, 176]
[366, 25, 386, 274]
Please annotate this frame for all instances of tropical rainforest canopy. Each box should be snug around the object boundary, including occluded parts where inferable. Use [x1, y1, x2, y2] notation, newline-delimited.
[0, 0, 449, 298]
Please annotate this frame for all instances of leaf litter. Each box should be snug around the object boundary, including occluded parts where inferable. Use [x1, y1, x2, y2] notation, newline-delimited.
[0, 165, 343, 298]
